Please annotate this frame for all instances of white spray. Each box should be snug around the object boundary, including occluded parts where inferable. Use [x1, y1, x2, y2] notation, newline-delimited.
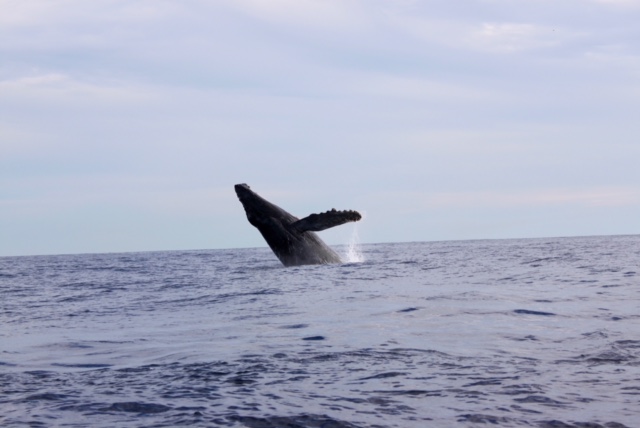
[344, 215, 365, 263]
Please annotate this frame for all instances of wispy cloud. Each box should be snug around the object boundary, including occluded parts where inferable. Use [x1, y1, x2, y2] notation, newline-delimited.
[0, 73, 156, 104]
[591, 0, 640, 7]
[471, 22, 569, 53]
[425, 187, 640, 208]
[225, 0, 368, 31]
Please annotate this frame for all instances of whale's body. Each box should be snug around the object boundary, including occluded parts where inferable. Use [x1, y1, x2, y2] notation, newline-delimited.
[234, 184, 361, 267]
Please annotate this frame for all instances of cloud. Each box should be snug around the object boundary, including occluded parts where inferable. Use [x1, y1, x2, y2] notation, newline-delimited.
[426, 187, 640, 208]
[471, 22, 567, 53]
[0, 72, 162, 161]
[224, 0, 369, 31]
[351, 73, 502, 103]
[0, 73, 156, 105]
[591, 0, 640, 7]
[0, 0, 183, 28]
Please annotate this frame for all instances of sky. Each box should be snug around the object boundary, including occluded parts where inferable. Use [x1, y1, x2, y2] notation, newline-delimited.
[1, 0, 639, 257]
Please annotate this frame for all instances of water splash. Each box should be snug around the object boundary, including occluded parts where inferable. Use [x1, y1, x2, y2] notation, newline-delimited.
[344, 222, 364, 263]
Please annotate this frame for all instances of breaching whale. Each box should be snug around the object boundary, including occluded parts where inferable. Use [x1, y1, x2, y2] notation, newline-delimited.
[234, 183, 362, 267]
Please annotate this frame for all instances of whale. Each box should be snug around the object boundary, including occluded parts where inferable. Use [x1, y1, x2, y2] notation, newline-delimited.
[234, 183, 362, 267]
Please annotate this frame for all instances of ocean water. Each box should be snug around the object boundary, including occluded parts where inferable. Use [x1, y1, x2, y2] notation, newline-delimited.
[1, 235, 639, 427]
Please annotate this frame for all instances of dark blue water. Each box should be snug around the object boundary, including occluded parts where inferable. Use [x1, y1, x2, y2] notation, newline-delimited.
[1, 236, 639, 427]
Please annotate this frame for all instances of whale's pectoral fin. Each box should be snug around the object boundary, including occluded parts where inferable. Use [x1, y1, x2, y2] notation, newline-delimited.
[291, 209, 362, 233]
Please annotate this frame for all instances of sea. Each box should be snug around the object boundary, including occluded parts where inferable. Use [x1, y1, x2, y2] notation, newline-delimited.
[1, 235, 639, 428]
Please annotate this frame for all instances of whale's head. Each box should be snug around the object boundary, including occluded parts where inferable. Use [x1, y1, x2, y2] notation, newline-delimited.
[234, 183, 294, 229]
[234, 183, 254, 204]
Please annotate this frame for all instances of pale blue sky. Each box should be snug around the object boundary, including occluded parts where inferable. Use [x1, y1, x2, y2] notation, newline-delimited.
[1, 0, 639, 256]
